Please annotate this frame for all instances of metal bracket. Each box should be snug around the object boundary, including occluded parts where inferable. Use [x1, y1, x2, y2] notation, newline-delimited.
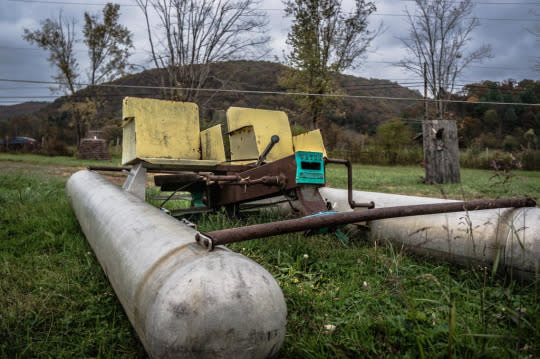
[122, 162, 147, 200]
[195, 232, 214, 251]
[180, 218, 197, 230]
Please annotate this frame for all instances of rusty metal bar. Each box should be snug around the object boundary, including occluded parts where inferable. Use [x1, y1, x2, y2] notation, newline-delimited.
[88, 165, 131, 172]
[325, 158, 375, 209]
[256, 135, 280, 166]
[89, 165, 189, 174]
[205, 174, 285, 186]
[196, 197, 537, 249]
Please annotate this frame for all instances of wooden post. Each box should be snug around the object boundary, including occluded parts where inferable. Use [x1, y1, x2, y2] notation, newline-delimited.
[422, 63, 460, 184]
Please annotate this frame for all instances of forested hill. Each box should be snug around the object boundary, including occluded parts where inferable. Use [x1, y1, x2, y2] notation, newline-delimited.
[0, 101, 49, 122]
[12, 61, 422, 134]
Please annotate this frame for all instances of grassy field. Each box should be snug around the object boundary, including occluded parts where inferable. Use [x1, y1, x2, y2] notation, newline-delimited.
[1, 154, 539, 358]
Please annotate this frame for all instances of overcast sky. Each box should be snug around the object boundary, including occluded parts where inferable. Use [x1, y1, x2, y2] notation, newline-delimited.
[0, 0, 538, 106]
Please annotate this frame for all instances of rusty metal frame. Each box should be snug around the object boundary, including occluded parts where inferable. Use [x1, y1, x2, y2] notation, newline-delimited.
[197, 197, 537, 249]
[325, 158, 375, 209]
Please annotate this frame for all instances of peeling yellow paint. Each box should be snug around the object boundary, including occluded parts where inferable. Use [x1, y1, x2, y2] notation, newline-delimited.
[200, 125, 226, 162]
[226, 107, 294, 163]
[293, 129, 327, 157]
[121, 97, 200, 165]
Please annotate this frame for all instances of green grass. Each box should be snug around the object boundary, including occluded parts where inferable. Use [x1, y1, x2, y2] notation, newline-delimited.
[0, 166, 146, 358]
[1, 155, 539, 358]
[0, 153, 122, 168]
[326, 164, 540, 201]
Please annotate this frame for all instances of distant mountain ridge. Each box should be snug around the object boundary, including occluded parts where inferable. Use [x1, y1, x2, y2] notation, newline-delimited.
[3, 61, 422, 135]
[0, 101, 49, 122]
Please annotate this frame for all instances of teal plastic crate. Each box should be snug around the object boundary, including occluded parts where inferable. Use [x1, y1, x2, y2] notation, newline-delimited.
[295, 151, 325, 185]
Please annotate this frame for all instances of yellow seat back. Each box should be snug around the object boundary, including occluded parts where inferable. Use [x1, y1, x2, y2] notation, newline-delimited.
[226, 107, 294, 163]
[122, 97, 200, 165]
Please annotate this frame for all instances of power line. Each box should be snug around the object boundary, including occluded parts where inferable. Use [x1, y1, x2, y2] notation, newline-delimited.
[8, 0, 139, 6]
[0, 78, 537, 107]
[400, 0, 539, 5]
[373, 13, 537, 22]
[1, 45, 533, 72]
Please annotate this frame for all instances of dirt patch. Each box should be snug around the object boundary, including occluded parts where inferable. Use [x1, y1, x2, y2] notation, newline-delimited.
[0, 160, 159, 188]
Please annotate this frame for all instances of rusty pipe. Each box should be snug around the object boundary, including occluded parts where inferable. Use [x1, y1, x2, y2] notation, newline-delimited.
[197, 197, 536, 249]
[325, 158, 374, 209]
[205, 174, 285, 186]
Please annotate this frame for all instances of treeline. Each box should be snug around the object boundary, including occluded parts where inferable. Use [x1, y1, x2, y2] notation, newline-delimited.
[326, 79, 539, 170]
[1, 77, 538, 170]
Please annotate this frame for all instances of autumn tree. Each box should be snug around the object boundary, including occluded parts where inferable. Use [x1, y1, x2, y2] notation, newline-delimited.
[399, 0, 491, 183]
[83, 3, 133, 129]
[23, 3, 133, 146]
[84, 3, 133, 86]
[23, 14, 79, 95]
[135, 0, 269, 101]
[281, 0, 376, 129]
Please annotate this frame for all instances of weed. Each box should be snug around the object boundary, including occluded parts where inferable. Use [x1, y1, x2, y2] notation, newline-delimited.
[1, 158, 539, 358]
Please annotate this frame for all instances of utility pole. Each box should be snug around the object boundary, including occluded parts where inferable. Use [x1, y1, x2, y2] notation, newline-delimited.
[424, 62, 428, 122]
[422, 62, 430, 182]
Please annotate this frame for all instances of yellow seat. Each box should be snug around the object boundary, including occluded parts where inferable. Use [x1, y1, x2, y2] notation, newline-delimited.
[200, 125, 226, 162]
[226, 107, 294, 163]
[122, 97, 201, 165]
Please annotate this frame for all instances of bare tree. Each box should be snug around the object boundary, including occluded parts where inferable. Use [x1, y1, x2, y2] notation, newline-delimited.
[24, 4, 134, 146]
[23, 14, 79, 95]
[23, 14, 88, 145]
[84, 3, 133, 130]
[135, 0, 269, 102]
[399, 0, 491, 184]
[281, 0, 377, 129]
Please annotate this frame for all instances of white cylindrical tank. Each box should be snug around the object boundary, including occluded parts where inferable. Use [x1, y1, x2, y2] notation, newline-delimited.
[66, 170, 287, 359]
[320, 188, 540, 279]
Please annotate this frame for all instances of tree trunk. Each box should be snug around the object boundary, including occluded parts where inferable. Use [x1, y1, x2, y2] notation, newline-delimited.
[423, 118, 461, 184]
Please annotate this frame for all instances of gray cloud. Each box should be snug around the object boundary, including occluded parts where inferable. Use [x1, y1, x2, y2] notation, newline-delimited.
[0, 0, 537, 106]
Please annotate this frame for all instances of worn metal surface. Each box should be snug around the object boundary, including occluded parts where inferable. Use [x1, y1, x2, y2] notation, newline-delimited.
[256, 135, 280, 166]
[200, 125, 226, 162]
[295, 185, 328, 215]
[121, 97, 201, 165]
[227, 107, 294, 162]
[205, 174, 286, 186]
[199, 198, 536, 249]
[122, 162, 147, 200]
[320, 188, 540, 280]
[88, 165, 132, 172]
[66, 170, 287, 359]
[139, 159, 250, 173]
[207, 154, 298, 207]
[292, 129, 327, 157]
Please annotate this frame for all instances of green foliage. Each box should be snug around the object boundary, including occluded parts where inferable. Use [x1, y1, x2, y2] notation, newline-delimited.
[502, 135, 520, 152]
[460, 148, 540, 171]
[523, 129, 537, 150]
[483, 109, 499, 130]
[0, 167, 146, 357]
[375, 118, 414, 165]
[281, 0, 376, 128]
[83, 3, 133, 86]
